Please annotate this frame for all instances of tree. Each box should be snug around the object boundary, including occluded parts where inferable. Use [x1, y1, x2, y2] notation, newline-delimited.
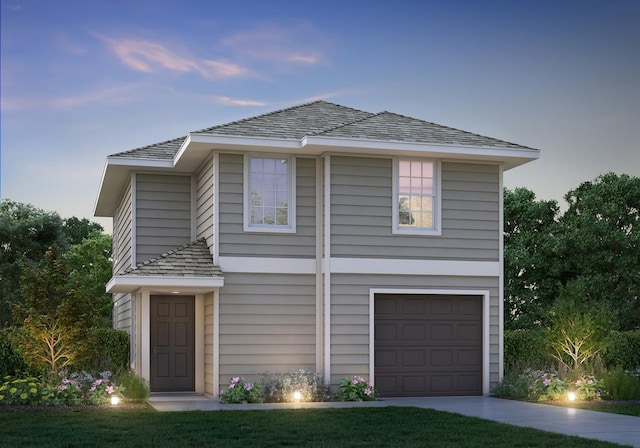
[65, 232, 114, 328]
[62, 217, 103, 247]
[557, 173, 640, 330]
[0, 200, 66, 327]
[11, 248, 81, 374]
[503, 188, 561, 329]
[547, 281, 612, 374]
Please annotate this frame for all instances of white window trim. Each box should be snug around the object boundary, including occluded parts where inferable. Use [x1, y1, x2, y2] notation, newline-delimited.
[392, 157, 441, 236]
[243, 153, 296, 233]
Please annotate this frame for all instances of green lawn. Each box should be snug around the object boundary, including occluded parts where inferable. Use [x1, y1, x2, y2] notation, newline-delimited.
[554, 401, 640, 417]
[0, 406, 627, 448]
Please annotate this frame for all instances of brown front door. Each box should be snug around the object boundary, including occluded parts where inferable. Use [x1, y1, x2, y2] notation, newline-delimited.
[150, 295, 195, 392]
[375, 294, 482, 397]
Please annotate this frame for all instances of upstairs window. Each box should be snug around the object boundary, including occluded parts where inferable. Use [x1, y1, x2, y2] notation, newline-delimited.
[244, 154, 295, 232]
[393, 158, 440, 235]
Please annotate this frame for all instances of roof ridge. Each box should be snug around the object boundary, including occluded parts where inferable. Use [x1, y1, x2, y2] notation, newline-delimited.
[124, 238, 208, 273]
[377, 110, 533, 149]
[192, 100, 324, 134]
[311, 109, 379, 136]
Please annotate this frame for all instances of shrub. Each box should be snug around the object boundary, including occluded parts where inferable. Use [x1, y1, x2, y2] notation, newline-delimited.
[0, 377, 43, 406]
[602, 367, 640, 400]
[220, 377, 262, 404]
[494, 369, 604, 401]
[336, 376, 376, 401]
[42, 370, 122, 406]
[260, 369, 331, 403]
[493, 370, 532, 399]
[0, 328, 30, 378]
[76, 328, 129, 374]
[601, 331, 640, 371]
[503, 329, 551, 371]
[116, 370, 149, 402]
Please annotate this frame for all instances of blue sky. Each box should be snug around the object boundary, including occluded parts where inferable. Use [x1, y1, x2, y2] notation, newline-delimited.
[2, 0, 639, 232]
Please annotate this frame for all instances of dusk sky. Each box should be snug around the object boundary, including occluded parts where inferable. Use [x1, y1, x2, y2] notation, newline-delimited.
[2, 0, 639, 232]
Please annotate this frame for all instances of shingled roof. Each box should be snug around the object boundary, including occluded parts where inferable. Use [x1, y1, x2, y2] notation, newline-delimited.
[121, 238, 222, 277]
[109, 100, 532, 160]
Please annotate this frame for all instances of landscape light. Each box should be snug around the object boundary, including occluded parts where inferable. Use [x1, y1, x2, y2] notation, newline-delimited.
[567, 391, 576, 401]
[111, 395, 120, 406]
[293, 391, 302, 402]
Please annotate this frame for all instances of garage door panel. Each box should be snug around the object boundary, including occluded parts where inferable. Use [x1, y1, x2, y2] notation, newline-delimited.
[403, 324, 425, 340]
[375, 294, 482, 397]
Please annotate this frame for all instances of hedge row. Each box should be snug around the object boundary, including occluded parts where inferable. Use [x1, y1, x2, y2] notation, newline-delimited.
[0, 327, 129, 377]
[504, 329, 640, 372]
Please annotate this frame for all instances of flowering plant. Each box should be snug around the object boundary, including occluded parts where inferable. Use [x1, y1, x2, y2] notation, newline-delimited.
[573, 375, 603, 400]
[336, 376, 376, 401]
[0, 376, 42, 406]
[220, 377, 262, 404]
[528, 370, 568, 401]
[42, 370, 123, 406]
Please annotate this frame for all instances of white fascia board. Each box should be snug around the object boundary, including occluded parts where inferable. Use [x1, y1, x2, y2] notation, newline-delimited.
[330, 258, 500, 277]
[302, 136, 539, 169]
[106, 275, 224, 294]
[187, 133, 301, 152]
[105, 156, 174, 168]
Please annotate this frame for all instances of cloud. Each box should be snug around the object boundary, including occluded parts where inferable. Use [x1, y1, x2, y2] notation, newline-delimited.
[2, 85, 138, 112]
[221, 23, 327, 67]
[4, 3, 22, 11]
[214, 96, 266, 106]
[97, 35, 250, 79]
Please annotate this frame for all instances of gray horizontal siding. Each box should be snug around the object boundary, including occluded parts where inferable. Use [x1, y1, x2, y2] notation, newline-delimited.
[329, 274, 500, 389]
[196, 156, 215, 254]
[218, 153, 316, 258]
[330, 157, 500, 261]
[113, 292, 132, 332]
[136, 174, 192, 263]
[113, 179, 133, 274]
[204, 292, 215, 396]
[218, 273, 316, 384]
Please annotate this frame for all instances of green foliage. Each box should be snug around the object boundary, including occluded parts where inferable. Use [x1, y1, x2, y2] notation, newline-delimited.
[547, 282, 612, 372]
[503, 329, 552, 371]
[260, 369, 331, 403]
[62, 217, 103, 247]
[336, 376, 376, 401]
[220, 376, 262, 403]
[558, 173, 640, 330]
[601, 367, 640, 400]
[76, 327, 130, 374]
[65, 232, 113, 328]
[0, 377, 43, 405]
[504, 173, 640, 331]
[494, 369, 604, 401]
[0, 328, 30, 377]
[0, 200, 67, 327]
[503, 187, 561, 330]
[116, 370, 149, 402]
[601, 330, 640, 370]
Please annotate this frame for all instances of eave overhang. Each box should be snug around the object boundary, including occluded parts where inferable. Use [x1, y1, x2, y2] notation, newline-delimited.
[106, 275, 225, 294]
[95, 132, 539, 217]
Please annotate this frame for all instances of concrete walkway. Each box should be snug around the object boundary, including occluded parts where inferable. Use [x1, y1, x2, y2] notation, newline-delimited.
[147, 394, 640, 447]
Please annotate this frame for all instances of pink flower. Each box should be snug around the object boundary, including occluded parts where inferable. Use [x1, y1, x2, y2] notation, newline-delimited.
[543, 378, 551, 386]
[58, 385, 67, 391]
[106, 385, 114, 394]
[230, 377, 241, 387]
[575, 380, 582, 386]
[364, 388, 372, 396]
[244, 383, 253, 391]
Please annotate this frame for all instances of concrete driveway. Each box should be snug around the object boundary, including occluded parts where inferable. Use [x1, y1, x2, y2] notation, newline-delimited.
[147, 394, 640, 447]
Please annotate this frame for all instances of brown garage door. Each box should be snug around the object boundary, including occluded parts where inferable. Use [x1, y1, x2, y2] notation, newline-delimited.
[374, 294, 482, 397]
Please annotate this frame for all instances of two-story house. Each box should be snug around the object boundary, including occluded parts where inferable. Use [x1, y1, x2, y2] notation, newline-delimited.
[94, 101, 539, 397]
